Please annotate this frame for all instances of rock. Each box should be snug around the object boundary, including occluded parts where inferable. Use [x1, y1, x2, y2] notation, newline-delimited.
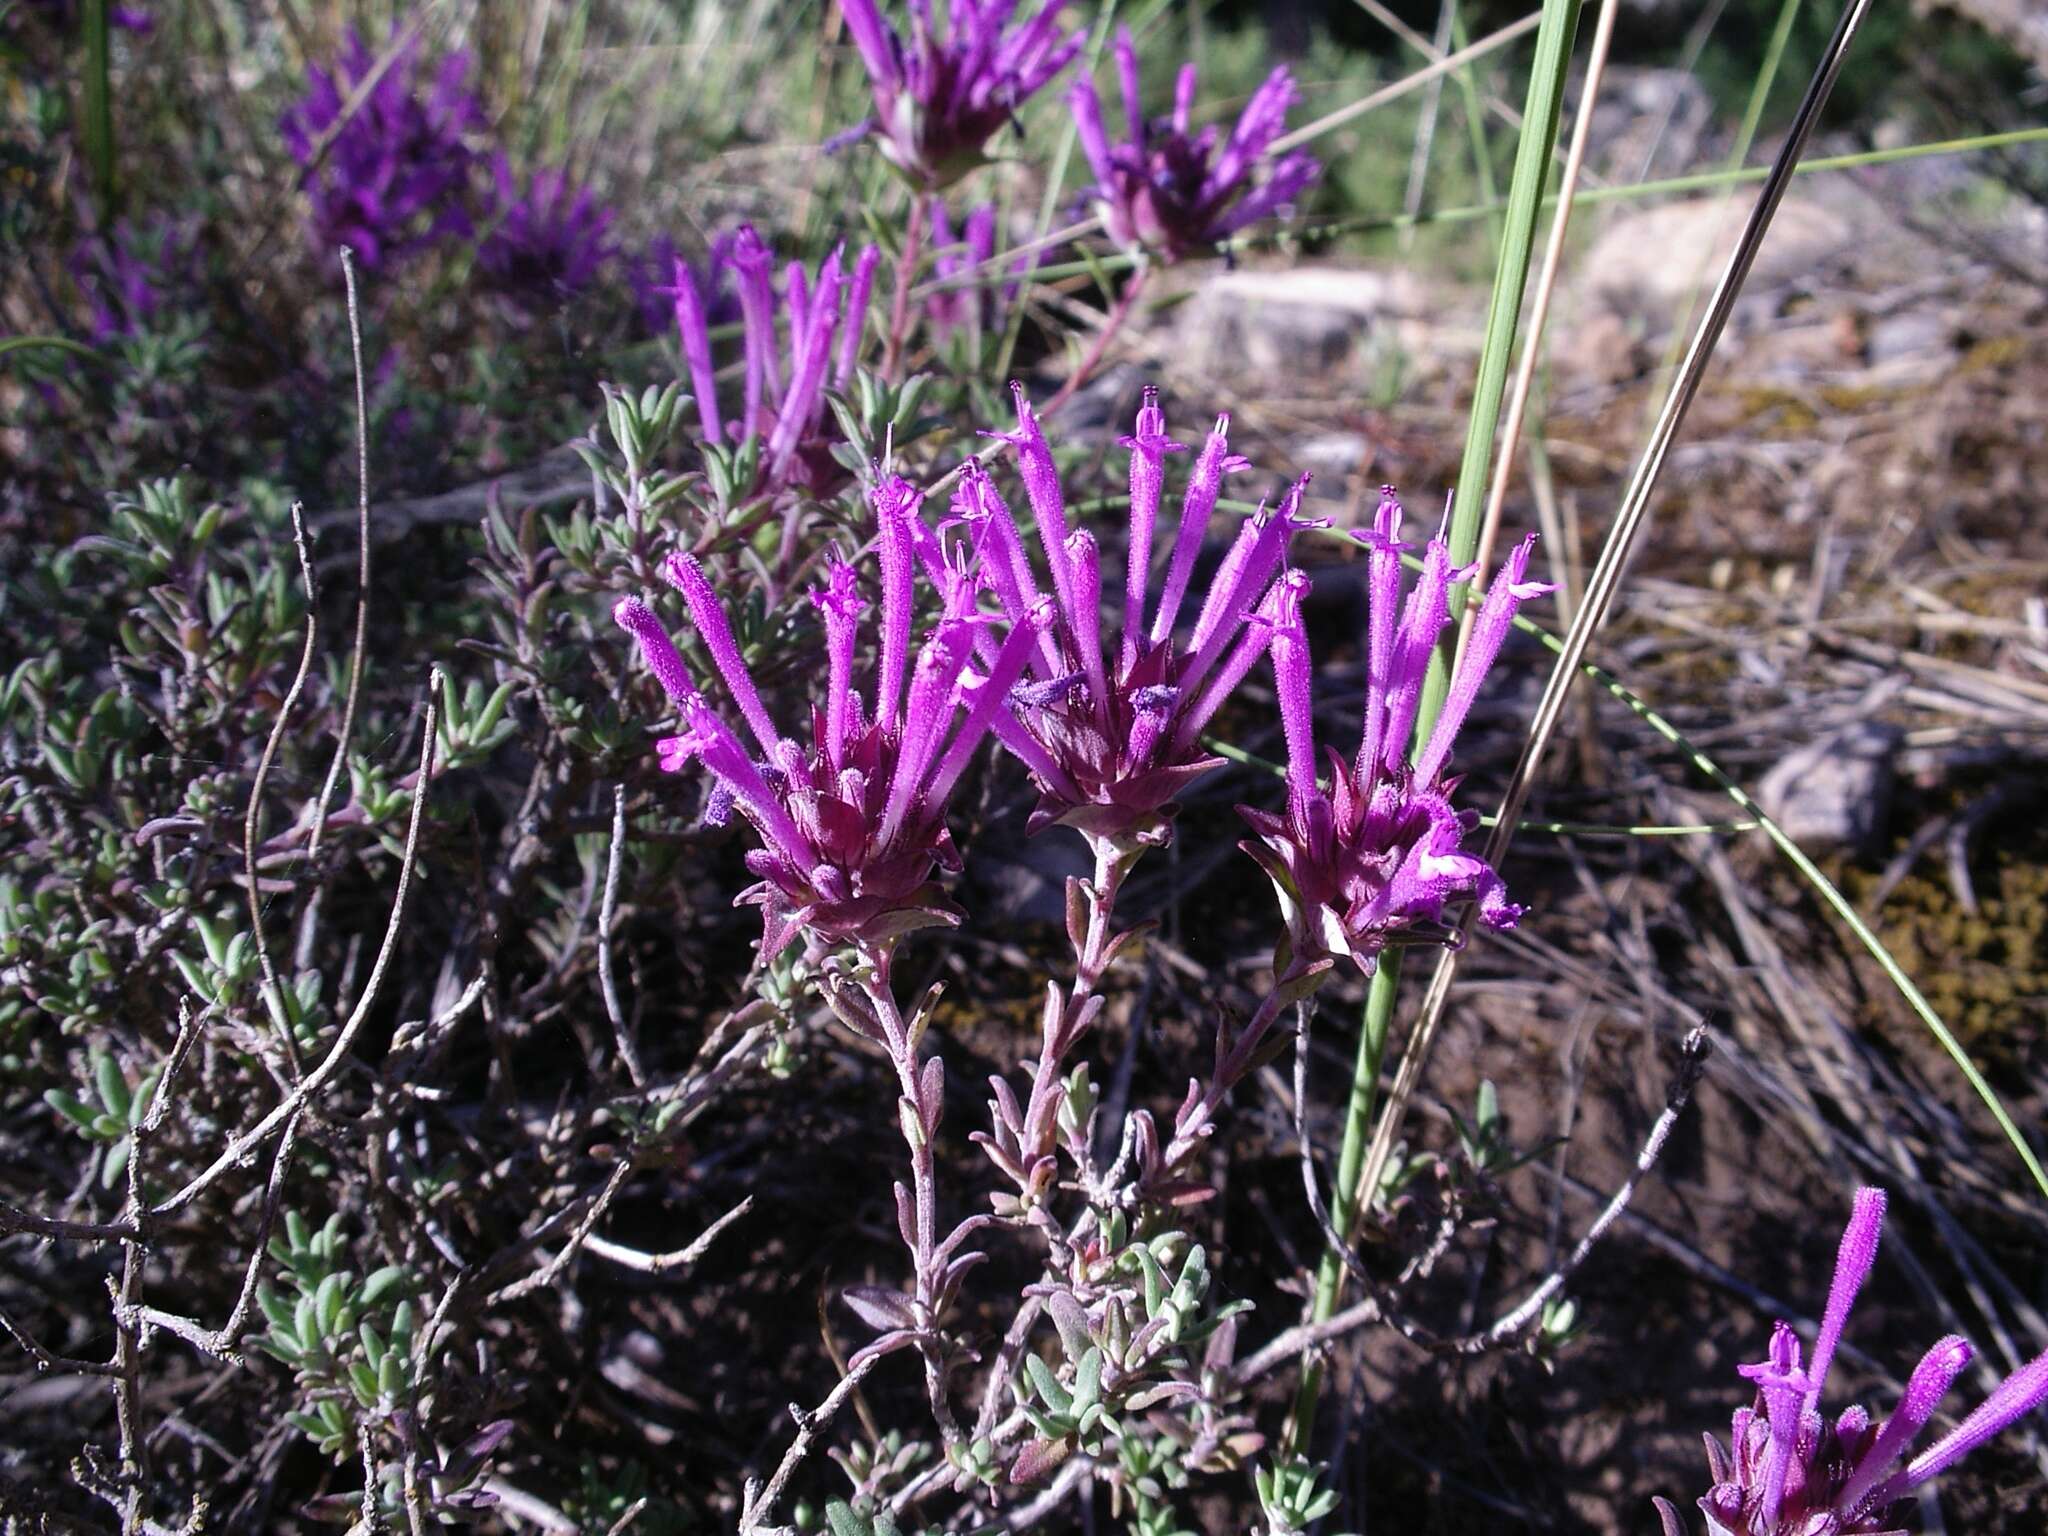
[1582, 67, 1713, 179]
[1175, 266, 1442, 391]
[1865, 311, 1956, 366]
[1577, 195, 1855, 324]
[1757, 722, 1904, 851]
[1552, 306, 1643, 389]
[1292, 432, 1369, 481]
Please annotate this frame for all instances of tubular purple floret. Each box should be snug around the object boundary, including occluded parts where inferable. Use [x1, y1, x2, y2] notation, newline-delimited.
[1202, 66, 1297, 205]
[1267, 570, 1320, 818]
[663, 553, 782, 758]
[1151, 413, 1247, 645]
[1070, 74, 1116, 197]
[1803, 1187, 1887, 1413]
[1182, 475, 1308, 697]
[682, 696, 815, 869]
[1737, 1322, 1809, 1531]
[614, 596, 703, 709]
[1119, 386, 1187, 661]
[813, 561, 865, 772]
[1355, 487, 1408, 783]
[838, 0, 902, 88]
[994, 383, 1084, 641]
[1834, 1335, 1973, 1516]
[1063, 528, 1111, 733]
[837, 244, 882, 385]
[767, 246, 844, 475]
[872, 476, 925, 727]
[1375, 536, 1466, 778]
[671, 260, 725, 446]
[878, 618, 978, 850]
[732, 226, 780, 433]
[1413, 532, 1551, 786]
[1113, 26, 1145, 147]
[1172, 61, 1197, 134]
[954, 460, 1061, 678]
[1170, 572, 1293, 754]
[1877, 1348, 2048, 1504]
[924, 599, 1055, 809]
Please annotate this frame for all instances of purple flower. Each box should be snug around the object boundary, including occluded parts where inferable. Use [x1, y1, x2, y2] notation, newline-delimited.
[280, 29, 483, 271]
[614, 501, 1038, 956]
[838, 0, 1083, 189]
[1072, 29, 1320, 261]
[71, 215, 202, 341]
[474, 156, 618, 309]
[631, 232, 737, 338]
[1657, 1187, 2048, 1536]
[925, 202, 1042, 346]
[668, 225, 880, 495]
[1236, 490, 1546, 972]
[961, 385, 1313, 850]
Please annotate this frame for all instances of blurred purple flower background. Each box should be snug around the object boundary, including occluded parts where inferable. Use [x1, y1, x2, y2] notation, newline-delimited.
[280, 28, 484, 270]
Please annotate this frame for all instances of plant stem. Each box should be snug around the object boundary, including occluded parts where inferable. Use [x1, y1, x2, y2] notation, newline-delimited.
[1014, 838, 1138, 1183]
[857, 957, 963, 1443]
[882, 191, 931, 381]
[1158, 959, 1324, 1173]
[1287, 952, 1399, 1450]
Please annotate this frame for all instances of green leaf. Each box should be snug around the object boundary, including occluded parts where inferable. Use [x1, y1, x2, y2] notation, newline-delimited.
[1022, 1354, 1070, 1417]
[44, 1088, 96, 1130]
[359, 1265, 407, 1310]
[92, 1051, 129, 1121]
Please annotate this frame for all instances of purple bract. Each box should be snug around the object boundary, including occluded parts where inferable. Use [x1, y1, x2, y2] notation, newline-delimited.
[668, 225, 880, 495]
[614, 498, 1037, 956]
[474, 156, 618, 309]
[1237, 489, 1545, 972]
[838, 0, 1083, 188]
[1656, 1187, 2048, 1536]
[279, 29, 484, 272]
[962, 385, 1315, 850]
[1072, 28, 1319, 261]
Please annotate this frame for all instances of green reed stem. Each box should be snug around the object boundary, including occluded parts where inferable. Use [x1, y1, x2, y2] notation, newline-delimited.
[1288, 0, 1586, 1457]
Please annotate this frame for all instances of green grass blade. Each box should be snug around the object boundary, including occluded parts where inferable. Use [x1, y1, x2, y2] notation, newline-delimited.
[81, 0, 115, 211]
[1422, 0, 1585, 728]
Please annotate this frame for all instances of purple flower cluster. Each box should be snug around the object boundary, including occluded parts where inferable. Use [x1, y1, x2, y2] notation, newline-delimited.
[668, 226, 881, 493]
[280, 29, 484, 271]
[839, 0, 1083, 188]
[961, 385, 1317, 849]
[475, 156, 618, 310]
[614, 522, 1039, 955]
[1237, 490, 1546, 973]
[615, 389, 1545, 965]
[71, 215, 202, 341]
[1656, 1188, 2048, 1536]
[1073, 29, 1320, 261]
